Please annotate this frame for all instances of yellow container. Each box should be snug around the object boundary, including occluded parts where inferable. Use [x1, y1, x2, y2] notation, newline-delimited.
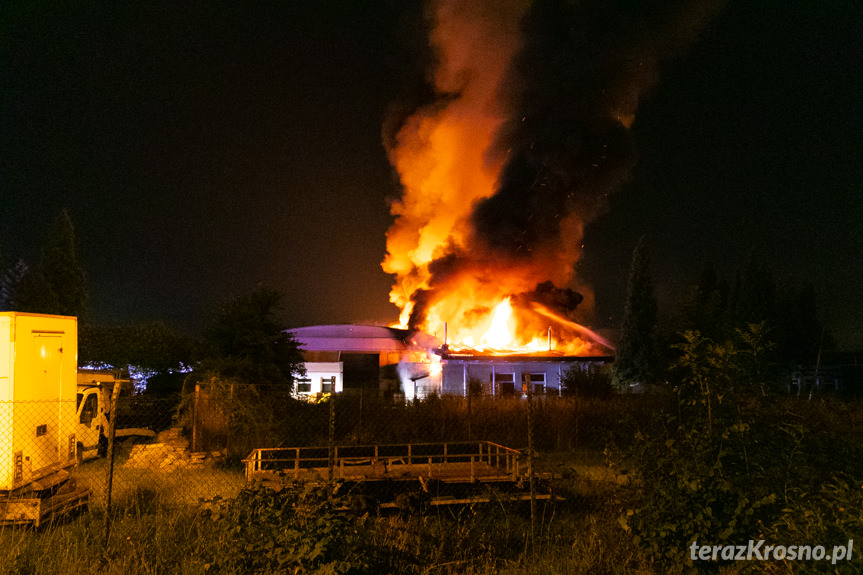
[0, 313, 78, 491]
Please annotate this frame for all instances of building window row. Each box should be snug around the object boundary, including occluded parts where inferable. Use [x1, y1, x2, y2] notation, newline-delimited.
[296, 376, 338, 395]
[485, 372, 546, 396]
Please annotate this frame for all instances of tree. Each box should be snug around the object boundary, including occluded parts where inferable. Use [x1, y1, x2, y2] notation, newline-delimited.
[40, 209, 88, 317]
[614, 238, 659, 387]
[682, 263, 730, 341]
[2, 210, 88, 316]
[10, 263, 60, 313]
[194, 287, 305, 390]
[778, 282, 832, 369]
[728, 248, 776, 330]
[0, 259, 31, 310]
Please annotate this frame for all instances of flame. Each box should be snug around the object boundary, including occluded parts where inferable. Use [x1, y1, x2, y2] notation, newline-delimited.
[433, 296, 606, 356]
[382, 0, 606, 357]
[381, 0, 523, 331]
[480, 298, 513, 349]
[429, 355, 442, 376]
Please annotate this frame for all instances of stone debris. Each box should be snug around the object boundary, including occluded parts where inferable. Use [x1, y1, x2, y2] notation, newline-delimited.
[124, 427, 225, 471]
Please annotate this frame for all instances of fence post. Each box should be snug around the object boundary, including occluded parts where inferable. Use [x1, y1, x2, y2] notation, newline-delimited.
[328, 395, 335, 484]
[103, 380, 123, 544]
[527, 382, 536, 553]
[226, 383, 234, 458]
[467, 390, 472, 441]
[192, 384, 200, 453]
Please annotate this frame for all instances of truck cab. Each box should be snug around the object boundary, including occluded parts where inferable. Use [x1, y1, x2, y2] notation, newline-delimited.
[75, 369, 155, 463]
[75, 370, 128, 462]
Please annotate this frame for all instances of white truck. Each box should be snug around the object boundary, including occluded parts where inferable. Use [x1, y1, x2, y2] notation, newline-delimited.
[76, 369, 155, 462]
[0, 312, 91, 526]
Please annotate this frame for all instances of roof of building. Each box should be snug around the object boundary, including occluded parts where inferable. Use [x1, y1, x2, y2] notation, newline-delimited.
[438, 350, 614, 363]
[288, 324, 441, 353]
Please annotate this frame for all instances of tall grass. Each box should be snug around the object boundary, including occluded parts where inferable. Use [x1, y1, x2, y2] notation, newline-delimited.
[0, 492, 221, 575]
[4, 393, 860, 574]
[0, 472, 651, 575]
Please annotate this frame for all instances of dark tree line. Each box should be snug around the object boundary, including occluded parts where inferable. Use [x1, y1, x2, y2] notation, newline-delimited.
[0, 209, 88, 317]
[1, 210, 304, 396]
[614, 239, 833, 390]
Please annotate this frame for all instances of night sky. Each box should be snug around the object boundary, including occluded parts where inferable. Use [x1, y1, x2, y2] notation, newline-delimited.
[2, 1, 861, 348]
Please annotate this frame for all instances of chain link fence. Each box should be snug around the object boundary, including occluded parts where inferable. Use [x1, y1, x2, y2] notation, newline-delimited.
[1, 382, 655, 523]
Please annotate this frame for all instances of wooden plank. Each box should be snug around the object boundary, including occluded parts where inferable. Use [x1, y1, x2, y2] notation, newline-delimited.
[379, 493, 558, 508]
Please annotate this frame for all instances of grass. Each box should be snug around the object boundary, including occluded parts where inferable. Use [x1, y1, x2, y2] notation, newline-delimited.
[3, 393, 861, 574]
[70, 439, 245, 509]
[1, 453, 651, 575]
[1, 496, 217, 575]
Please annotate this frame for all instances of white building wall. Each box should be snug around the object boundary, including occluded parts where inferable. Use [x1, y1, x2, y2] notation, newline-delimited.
[297, 362, 343, 397]
[440, 359, 606, 397]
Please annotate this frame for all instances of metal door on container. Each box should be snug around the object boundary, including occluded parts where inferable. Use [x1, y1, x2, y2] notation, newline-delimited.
[30, 334, 64, 474]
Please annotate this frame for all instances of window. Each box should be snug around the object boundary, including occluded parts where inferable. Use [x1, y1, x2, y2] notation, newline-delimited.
[296, 379, 312, 393]
[495, 373, 515, 395]
[321, 377, 336, 394]
[530, 373, 546, 395]
[522, 373, 546, 395]
[79, 393, 98, 426]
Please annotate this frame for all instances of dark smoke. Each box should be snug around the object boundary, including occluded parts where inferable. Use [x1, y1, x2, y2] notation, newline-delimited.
[515, 280, 584, 316]
[472, 0, 723, 256]
[407, 250, 498, 330]
[392, 0, 723, 334]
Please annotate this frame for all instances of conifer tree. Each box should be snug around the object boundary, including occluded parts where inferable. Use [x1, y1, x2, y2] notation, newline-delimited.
[614, 237, 659, 387]
[12, 264, 60, 313]
[40, 209, 88, 317]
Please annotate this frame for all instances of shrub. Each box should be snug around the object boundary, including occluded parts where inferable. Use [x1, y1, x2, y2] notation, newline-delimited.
[561, 363, 614, 398]
[211, 483, 395, 574]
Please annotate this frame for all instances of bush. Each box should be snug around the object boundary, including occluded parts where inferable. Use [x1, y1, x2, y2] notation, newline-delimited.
[561, 364, 614, 398]
[211, 483, 395, 574]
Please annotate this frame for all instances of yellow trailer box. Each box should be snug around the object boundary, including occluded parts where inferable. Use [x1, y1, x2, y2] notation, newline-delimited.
[0, 313, 78, 491]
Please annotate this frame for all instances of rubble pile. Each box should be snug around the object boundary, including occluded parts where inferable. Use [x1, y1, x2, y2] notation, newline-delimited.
[125, 428, 224, 471]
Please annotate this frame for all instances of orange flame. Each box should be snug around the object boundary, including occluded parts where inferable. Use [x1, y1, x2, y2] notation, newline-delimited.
[481, 298, 513, 349]
[382, 0, 604, 356]
[381, 1, 525, 330]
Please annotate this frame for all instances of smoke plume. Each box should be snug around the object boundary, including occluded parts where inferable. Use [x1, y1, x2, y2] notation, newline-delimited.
[383, 0, 723, 343]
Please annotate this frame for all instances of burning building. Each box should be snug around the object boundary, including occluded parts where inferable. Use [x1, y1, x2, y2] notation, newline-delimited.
[290, 319, 613, 401]
[289, 324, 440, 399]
[436, 349, 612, 398]
[294, 1, 718, 400]
[377, 0, 719, 380]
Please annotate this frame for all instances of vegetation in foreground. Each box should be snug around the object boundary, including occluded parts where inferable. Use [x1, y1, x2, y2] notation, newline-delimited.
[2, 391, 861, 575]
[1, 475, 643, 575]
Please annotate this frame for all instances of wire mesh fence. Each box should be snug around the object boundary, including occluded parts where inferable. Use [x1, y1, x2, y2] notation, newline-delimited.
[1, 384, 655, 522]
